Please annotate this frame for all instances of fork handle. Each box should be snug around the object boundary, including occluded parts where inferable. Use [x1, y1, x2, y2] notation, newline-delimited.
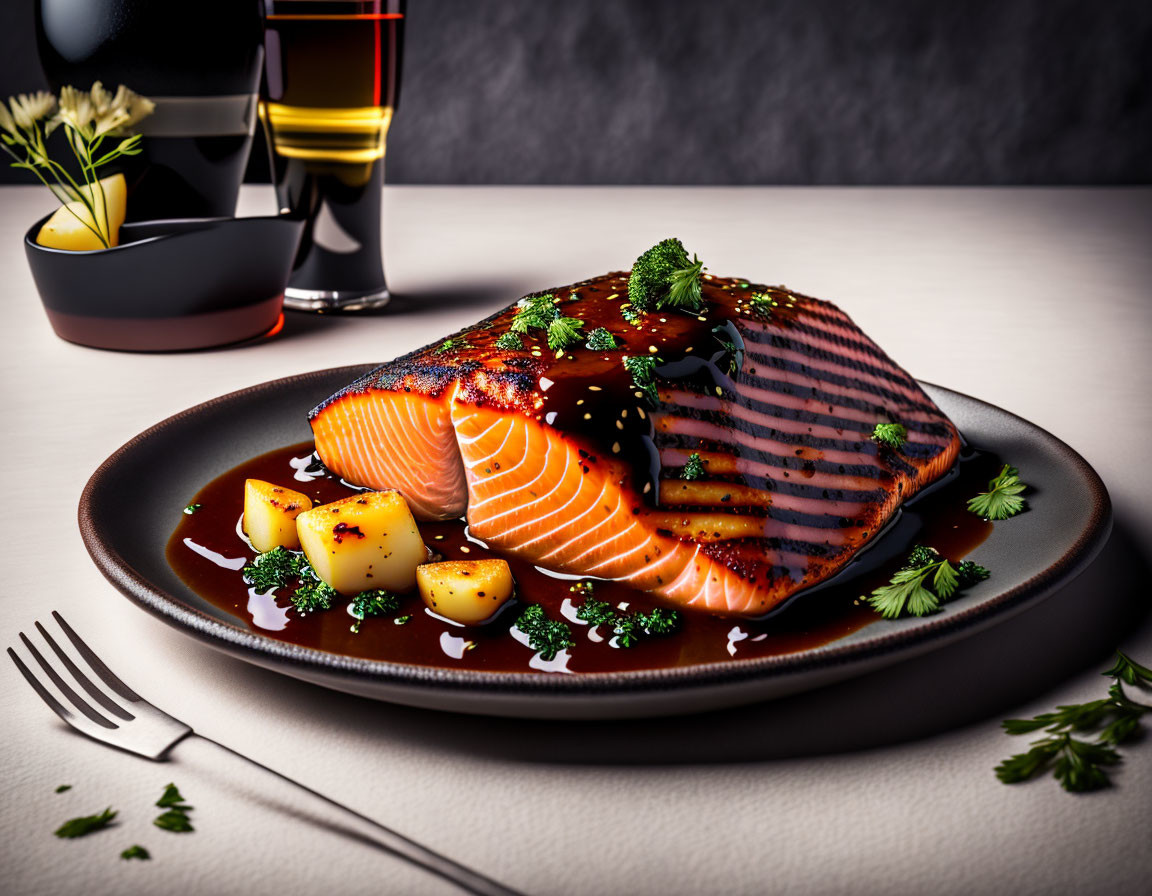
[187, 734, 525, 896]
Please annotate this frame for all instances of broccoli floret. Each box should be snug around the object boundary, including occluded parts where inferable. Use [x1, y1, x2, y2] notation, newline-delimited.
[494, 331, 524, 350]
[903, 544, 941, 570]
[681, 453, 706, 480]
[627, 238, 705, 311]
[956, 561, 991, 588]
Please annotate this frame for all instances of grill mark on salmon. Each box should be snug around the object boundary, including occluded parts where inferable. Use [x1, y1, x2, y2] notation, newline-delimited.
[311, 272, 961, 616]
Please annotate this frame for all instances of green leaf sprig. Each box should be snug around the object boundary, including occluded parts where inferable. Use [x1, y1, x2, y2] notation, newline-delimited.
[864, 545, 989, 619]
[968, 464, 1027, 520]
[507, 293, 586, 352]
[1, 83, 153, 247]
[995, 651, 1152, 792]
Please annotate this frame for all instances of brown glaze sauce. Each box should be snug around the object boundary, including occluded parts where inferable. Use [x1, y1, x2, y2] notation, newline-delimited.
[167, 441, 998, 674]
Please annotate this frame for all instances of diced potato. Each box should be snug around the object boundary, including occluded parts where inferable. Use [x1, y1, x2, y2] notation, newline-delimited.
[296, 490, 426, 594]
[36, 174, 127, 250]
[243, 479, 312, 552]
[417, 559, 515, 625]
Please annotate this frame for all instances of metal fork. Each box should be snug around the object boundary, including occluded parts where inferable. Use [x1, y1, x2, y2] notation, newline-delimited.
[9, 611, 523, 896]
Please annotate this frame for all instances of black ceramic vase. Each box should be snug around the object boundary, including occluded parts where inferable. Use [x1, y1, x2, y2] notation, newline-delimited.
[36, 0, 264, 221]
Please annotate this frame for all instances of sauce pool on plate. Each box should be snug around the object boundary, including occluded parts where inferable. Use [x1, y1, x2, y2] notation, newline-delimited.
[167, 442, 996, 674]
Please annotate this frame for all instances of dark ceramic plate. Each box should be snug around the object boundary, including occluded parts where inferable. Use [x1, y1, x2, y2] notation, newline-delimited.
[79, 366, 1111, 719]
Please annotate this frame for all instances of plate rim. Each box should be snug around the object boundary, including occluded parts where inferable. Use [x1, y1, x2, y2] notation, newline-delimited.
[78, 365, 1113, 699]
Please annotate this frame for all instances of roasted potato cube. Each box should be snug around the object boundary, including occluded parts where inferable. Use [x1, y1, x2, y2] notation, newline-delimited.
[242, 479, 312, 552]
[296, 490, 426, 594]
[417, 559, 514, 625]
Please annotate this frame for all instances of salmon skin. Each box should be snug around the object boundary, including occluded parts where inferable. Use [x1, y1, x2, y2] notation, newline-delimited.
[310, 272, 960, 617]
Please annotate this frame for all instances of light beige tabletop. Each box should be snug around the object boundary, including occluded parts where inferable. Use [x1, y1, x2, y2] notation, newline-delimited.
[1, 185, 1150, 895]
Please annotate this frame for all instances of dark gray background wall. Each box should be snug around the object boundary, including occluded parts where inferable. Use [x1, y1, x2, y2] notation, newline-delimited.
[2, 0, 1150, 184]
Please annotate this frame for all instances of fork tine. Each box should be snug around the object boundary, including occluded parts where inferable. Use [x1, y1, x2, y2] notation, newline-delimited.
[52, 611, 141, 702]
[19, 632, 117, 729]
[8, 647, 75, 725]
[35, 621, 134, 721]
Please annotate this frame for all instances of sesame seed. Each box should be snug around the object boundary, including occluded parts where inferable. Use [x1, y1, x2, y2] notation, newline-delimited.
[607, 293, 619, 300]
[588, 385, 602, 391]
[697, 315, 707, 322]
[648, 345, 658, 353]
[637, 408, 646, 419]
[715, 386, 723, 396]
[577, 399, 584, 405]
[460, 546, 471, 553]
[643, 482, 652, 493]
[612, 442, 621, 453]
[621, 409, 628, 418]
[531, 350, 542, 357]
[615, 420, 624, 430]
[583, 413, 592, 420]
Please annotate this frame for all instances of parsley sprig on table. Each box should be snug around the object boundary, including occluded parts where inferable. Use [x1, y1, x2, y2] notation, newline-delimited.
[968, 464, 1028, 520]
[995, 652, 1152, 792]
[153, 783, 194, 833]
[55, 807, 117, 839]
[864, 545, 989, 618]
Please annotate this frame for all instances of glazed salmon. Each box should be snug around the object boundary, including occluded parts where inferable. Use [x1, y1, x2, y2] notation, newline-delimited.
[310, 272, 960, 616]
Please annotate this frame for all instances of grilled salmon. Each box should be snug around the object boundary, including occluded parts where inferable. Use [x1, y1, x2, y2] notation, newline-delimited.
[310, 270, 960, 616]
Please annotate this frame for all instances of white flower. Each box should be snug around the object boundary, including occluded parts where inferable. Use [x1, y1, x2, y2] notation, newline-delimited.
[52, 82, 154, 140]
[7, 91, 56, 131]
[54, 85, 97, 139]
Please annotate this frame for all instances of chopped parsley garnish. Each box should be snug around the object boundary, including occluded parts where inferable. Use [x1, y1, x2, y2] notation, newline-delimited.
[505, 293, 584, 351]
[747, 291, 775, 319]
[291, 566, 337, 613]
[350, 589, 401, 632]
[183, 503, 201, 515]
[55, 808, 117, 839]
[120, 845, 151, 860]
[242, 546, 301, 593]
[547, 315, 585, 351]
[996, 651, 1151, 792]
[585, 327, 620, 351]
[55, 785, 71, 793]
[514, 604, 574, 661]
[624, 355, 660, 404]
[871, 422, 908, 449]
[153, 783, 194, 833]
[681, 453, 706, 480]
[436, 336, 471, 354]
[864, 545, 989, 618]
[494, 331, 524, 350]
[628, 238, 705, 311]
[394, 615, 411, 625]
[967, 464, 1027, 520]
[574, 599, 681, 647]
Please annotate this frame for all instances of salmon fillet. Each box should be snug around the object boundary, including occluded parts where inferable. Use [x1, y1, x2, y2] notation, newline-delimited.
[310, 272, 960, 616]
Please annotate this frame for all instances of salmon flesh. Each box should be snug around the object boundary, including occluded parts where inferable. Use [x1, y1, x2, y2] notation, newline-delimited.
[310, 272, 960, 617]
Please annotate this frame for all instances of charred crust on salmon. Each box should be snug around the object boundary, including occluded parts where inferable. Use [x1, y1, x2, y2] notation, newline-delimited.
[309, 256, 961, 617]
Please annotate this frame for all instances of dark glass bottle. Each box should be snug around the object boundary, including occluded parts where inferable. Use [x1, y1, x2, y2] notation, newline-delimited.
[36, 0, 265, 221]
